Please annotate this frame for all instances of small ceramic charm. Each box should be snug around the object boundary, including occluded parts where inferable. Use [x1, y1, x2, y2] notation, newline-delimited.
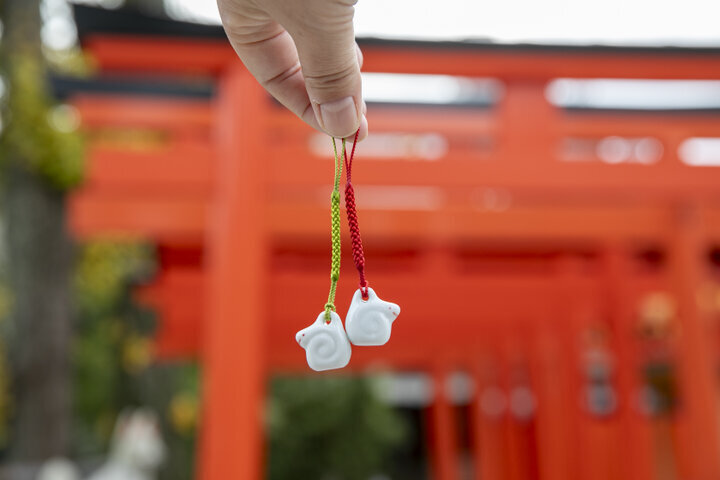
[345, 287, 401, 346]
[296, 311, 352, 371]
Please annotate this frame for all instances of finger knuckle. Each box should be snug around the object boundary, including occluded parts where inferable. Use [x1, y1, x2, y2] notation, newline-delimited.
[260, 61, 302, 89]
[304, 62, 359, 95]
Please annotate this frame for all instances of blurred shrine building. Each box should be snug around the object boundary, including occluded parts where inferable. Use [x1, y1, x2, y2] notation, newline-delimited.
[60, 5, 720, 480]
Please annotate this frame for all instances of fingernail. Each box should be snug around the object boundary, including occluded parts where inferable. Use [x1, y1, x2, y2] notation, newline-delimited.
[346, 114, 368, 141]
[318, 97, 359, 138]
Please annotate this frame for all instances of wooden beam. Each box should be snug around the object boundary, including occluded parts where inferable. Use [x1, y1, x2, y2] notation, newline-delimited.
[135, 268, 202, 359]
[140, 265, 606, 368]
[83, 144, 215, 195]
[73, 94, 213, 132]
[81, 35, 720, 81]
[528, 311, 574, 480]
[470, 359, 509, 480]
[428, 369, 460, 480]
[197, 65, 268, 480]
[361, 46, 720, 80]
[69, 193, 207, 242]
[70, 193, 720, 244]
[600, 247, 654, 480]
[265, 153, 720, 197]
[84, 35, 234, 75]
[669, 205, 720, 480]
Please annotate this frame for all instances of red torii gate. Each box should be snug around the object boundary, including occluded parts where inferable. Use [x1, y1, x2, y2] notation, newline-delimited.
[67, 6, 720, 480]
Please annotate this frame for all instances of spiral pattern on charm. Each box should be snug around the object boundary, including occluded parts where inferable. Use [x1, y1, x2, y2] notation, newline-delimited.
[296, 312, 352, 371]
[354, 310, 387, 340]
[345, 288, 401, 347]
[308, 331, 345, 366]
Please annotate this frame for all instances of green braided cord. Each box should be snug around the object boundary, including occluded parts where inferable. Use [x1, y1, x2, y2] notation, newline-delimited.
[325, 138, 344, 321]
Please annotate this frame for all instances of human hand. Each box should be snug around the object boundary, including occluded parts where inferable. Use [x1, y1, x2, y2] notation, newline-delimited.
[217, 0, 367, 140]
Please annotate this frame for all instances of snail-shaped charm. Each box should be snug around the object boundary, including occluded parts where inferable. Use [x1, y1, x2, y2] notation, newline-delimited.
[296, 311, 352, 371]
[345, 287, 401, 346]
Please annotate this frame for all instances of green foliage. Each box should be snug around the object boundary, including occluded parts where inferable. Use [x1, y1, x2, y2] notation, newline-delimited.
[72, 241, 155, 453]
[75, 242, 152, 319]
[0, 52, 85, 190]
[267, 375, 407, 480]
[45, 48, 96, 78]
[72, 240, 199, 480]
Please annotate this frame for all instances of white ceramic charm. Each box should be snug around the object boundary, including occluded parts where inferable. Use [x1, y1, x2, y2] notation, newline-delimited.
[345, 287, 401, 346]
[296, 311, 352, 371]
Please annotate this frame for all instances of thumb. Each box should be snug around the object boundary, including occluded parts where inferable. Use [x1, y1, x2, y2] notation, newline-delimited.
[280, 1, 364, 139]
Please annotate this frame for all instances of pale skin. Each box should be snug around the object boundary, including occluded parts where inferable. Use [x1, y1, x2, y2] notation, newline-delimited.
[217, 0, 368, 141]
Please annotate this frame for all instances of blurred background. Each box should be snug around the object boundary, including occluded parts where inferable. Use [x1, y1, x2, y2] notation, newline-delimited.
[1, 1, 720, 479]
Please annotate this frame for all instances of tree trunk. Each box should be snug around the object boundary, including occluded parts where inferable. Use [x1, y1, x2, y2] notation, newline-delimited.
[3, 162, 73, 462]
[0, 0, 74, 469]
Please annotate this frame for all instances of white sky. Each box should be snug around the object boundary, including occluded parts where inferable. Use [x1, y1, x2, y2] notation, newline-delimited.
[166, 0, 720, 46]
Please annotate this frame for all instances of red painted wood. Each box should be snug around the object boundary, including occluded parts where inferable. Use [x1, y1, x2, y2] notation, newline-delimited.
[70, 195, 720, 244]
[360, 46, 720, 80]
[669, 205, 720, 480]
[135, 268, 203, 359]
[84, 35, 235, 74]
[83, 144, 215, 194]
[197, 65, 268, 480]
[530, 316, 574, 480]
[470, 357, 509, 480]
[138, 264, 611, 368]
[73, 95, 213, 132]
[69, 193, 207, 241]
[82, 35, 720, 81]
[428, 369, 460, 480]
[602, 247, 654, 480]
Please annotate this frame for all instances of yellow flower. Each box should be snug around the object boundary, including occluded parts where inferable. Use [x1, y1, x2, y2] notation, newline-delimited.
[169, 393, 198, 435]
[122, 335, 154, 374]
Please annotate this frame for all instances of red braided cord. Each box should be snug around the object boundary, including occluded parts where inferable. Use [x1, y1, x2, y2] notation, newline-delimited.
[343, 131, 369, 299]
[344, 130, 359, 182]
[345, 183, 367, 286]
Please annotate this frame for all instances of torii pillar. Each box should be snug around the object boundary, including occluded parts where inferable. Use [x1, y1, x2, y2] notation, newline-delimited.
[198, 63, 269, 480]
